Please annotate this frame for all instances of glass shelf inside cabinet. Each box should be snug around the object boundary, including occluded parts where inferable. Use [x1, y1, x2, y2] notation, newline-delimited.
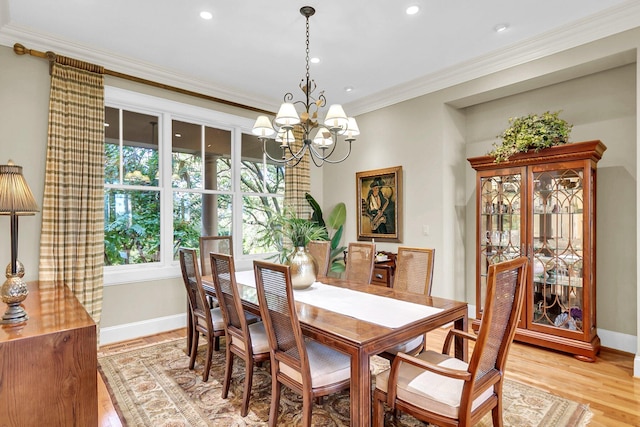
[480, 174, 522, 256]
[531, 168, 585, 332]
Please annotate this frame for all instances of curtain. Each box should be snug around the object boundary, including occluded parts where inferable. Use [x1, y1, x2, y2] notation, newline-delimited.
[38, 57, 105, 324]
[284, 125, 311, 218]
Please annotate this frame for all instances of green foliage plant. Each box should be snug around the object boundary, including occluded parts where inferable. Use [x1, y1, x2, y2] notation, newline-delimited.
[305, 193, 347, 273]
[257, 208, 327, 264]
[489, 111, 573, 163]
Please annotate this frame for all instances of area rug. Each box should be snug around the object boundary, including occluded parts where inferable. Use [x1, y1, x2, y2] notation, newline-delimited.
[98, 338, 592, 427]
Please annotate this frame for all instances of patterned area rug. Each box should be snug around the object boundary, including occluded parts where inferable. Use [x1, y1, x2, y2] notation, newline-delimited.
[98, 338, 592, 427]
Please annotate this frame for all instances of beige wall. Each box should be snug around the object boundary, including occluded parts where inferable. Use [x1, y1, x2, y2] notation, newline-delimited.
[0, 25, 638, 350]
[324, 28, 638, 350]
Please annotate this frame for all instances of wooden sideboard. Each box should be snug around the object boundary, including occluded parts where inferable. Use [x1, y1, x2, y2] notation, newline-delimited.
[0, 281, 97, 426]
[371, 251, 396, 287]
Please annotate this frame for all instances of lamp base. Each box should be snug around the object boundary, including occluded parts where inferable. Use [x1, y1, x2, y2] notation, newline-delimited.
[1, 275, 29, 324]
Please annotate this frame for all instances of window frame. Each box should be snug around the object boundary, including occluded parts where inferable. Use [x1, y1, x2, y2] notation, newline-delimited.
[103, 86, 280, 285]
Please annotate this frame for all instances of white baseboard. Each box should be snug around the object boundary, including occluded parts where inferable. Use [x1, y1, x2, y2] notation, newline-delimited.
[100, 313, 187, 346]
[634, 355, 640, 378]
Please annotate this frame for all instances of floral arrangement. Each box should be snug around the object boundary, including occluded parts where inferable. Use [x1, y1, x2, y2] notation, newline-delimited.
[489, 111, 573, 162]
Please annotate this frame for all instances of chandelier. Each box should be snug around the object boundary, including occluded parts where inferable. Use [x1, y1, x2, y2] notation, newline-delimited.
[252, 6, 359, 167]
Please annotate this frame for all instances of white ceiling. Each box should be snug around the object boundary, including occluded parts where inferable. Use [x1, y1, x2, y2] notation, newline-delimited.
[0, 0, 638, 115]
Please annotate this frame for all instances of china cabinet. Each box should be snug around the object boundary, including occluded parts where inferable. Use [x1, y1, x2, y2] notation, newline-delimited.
[468, 140, 606, 361]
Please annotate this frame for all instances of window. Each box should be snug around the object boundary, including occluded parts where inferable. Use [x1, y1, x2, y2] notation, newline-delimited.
[103, 87, 284, 284]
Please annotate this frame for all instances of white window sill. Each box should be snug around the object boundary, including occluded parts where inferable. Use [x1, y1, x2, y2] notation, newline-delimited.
[103, 263, 181, 286]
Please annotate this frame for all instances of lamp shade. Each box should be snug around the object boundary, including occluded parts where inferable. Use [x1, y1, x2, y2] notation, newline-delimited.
[275, 129, 295, 147]
[313, 127, 334, 147]
[0, 161, 39, 216]
[252, 115, 276, 137]
[345, 117, 360, 140]
[274, 103, 301, 127]
[324, 104, 349, 131]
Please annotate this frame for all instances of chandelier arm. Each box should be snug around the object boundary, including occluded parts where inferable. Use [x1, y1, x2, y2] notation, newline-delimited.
[308, 150, 325, 167]
[260, 138, 309, 166]
[311, 140, 353, 164]
[307, 137, 339, 159]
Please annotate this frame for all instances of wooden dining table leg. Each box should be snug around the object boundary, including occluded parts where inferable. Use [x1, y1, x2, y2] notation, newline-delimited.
[350, 347, 371, 427]
[453, 312, 469, 361]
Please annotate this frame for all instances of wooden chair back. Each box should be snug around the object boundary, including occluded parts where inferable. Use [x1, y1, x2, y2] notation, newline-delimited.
[469, 256, 528, 386]
[209, 252, 250, 346]
[253, 261, 307, 376]
[199, 235, 233, 277]
[307, 240, 331, 278]
[210, 252, 269, 416]
[180, 248, 212, 329]
[394, 247, 435, 295]
[179, 247, 224, 381]
[345, 242, 376, 283]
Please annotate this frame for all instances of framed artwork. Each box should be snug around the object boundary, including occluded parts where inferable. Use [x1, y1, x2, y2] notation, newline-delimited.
[356, 166, 402, 242]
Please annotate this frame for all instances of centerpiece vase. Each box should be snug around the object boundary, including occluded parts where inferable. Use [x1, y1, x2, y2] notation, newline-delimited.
[288, 246, 317, 290]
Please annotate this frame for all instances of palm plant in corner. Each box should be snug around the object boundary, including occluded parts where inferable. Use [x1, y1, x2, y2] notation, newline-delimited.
[489, 111, 573, 162]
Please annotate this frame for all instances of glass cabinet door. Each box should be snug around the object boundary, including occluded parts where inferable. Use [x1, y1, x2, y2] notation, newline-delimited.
[530, 166, 584, 335]
[478, 170, 524, 316]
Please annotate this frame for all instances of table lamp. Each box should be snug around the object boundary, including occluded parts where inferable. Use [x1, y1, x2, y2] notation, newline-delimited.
[0, 160, 39, 324]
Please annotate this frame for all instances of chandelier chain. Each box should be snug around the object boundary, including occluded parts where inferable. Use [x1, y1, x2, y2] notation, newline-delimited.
[305, 16, 310, 82]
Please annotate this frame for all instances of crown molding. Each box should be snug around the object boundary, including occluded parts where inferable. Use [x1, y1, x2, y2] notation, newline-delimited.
[0, 23, 278, 113]
[346, 0, 640, 116]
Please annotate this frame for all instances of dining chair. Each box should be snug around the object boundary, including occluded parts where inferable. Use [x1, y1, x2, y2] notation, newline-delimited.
[307, 240, 331, 279]
[199, 235, 233, 277]
[373, 256, 528, 427]
[344, 241, 376, 284]
[253, 260, 351, 427]
[209, 252, 270, 417]
[186, 235, 232, 356]
[379, 247, 436, 361]
[179, 248, 226, 382]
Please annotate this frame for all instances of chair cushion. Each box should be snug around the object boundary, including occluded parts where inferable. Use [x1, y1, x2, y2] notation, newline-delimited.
[248, 321, 270, 354]
[230, 321, 270, 354]
[211, 307, 226, 330]
[385, 335, 424, 355]
[375, 350, 494, 419]
[279, 340, 351, 388]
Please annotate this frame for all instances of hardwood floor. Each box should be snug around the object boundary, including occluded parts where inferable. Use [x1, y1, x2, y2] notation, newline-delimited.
[97, 327, 640, 426]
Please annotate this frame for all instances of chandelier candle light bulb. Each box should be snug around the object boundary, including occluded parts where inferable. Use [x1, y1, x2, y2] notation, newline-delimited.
[251, 6, 359, 167]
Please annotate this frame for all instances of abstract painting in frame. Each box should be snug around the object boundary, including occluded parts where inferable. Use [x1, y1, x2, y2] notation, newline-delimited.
[356, 166, 402, 242]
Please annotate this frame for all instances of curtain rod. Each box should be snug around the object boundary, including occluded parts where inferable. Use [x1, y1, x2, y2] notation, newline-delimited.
[13, 43, 273, 116]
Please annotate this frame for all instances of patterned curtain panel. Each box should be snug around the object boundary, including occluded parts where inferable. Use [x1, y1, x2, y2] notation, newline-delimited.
[284, 125, 311, 218]
[38, 58, 105, 324]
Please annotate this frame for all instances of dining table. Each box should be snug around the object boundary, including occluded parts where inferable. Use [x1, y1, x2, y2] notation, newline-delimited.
[201, 270, 468, 427]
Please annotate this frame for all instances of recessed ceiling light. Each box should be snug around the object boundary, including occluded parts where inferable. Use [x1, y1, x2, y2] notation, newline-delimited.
[406, 5, 420, 15]
[344, 86, 354, 93]
[200, 11, 213, 20]
[104, 123, 109, 127]
[494, 23, 509, 33]
[174, 133, 182, 138]
[310, 57, 320, 64]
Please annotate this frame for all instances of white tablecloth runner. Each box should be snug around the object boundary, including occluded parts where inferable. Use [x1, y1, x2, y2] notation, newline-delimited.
[234, 270, 442, 329]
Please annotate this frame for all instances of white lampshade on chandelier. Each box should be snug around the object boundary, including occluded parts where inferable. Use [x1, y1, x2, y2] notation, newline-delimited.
[252, 6, 359, 167]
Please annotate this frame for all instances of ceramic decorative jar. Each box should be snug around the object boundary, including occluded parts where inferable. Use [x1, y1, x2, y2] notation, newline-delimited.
[288, 246, 317, 290]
